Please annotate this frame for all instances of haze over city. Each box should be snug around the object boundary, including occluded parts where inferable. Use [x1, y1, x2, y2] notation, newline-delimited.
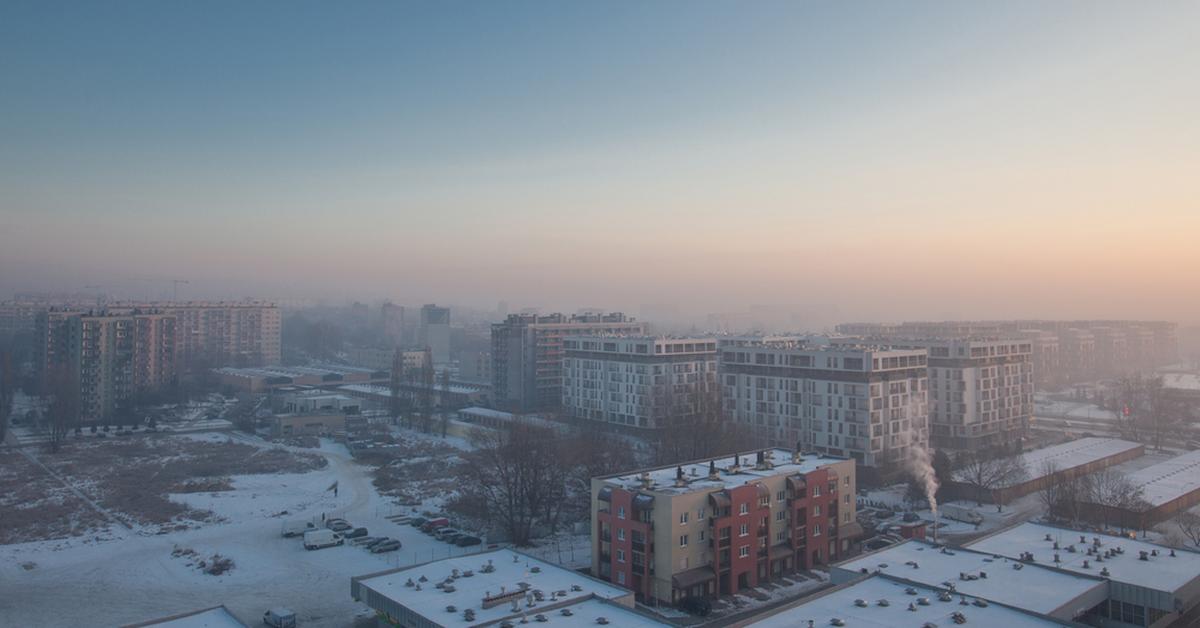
[4, 3, 1200, 628]
[3, 1, 1198, 325]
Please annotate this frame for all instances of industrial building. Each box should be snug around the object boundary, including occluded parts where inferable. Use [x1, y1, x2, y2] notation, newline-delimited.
[215, 364, 386, 393]
[591, 449, 857, 603]
[351, 549, 667, 628]
[943, 437, 1144, 505]
[1081, 449, 1200, 530]
[738, 573, 1089, 628]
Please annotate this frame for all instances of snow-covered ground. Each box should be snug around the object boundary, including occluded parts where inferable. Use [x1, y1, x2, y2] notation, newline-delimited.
[1033, 394, 1118, 421]
[859, 486, 1042, 540]
[0, 435, 489, 628]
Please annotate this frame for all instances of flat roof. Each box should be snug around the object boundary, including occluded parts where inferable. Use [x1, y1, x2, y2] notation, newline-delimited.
[954, 438, 1141, 487]
[743, 574, 1078, 628]
[355, 550, 634, 626]
[834, 541, 1104, 615]
[967, 523, 1200, 594]
[1117, 449, 1200, 508]
[1162, 372, 1200, 391]
[121, 606, 247, 628]
[600, 449, 847, 496]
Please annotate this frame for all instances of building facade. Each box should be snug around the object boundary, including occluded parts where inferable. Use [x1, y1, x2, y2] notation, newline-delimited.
[562, 336, 717, 431]
[896, 337, 1034, 450]
[117, 301, 281, 369]
[591, 450, 857, 604]
[418, 304, 450, 365]
[491, 312, 645, 412]
[719, 341, 929, 472]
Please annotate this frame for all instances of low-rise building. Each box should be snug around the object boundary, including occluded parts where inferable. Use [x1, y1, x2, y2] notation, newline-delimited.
[120, 605, 248, 628]
[968, 522, 1200, 628]
[270, 412, 345, 437]
[1082, 449, 1200, 529]
[351, 549, 667, 628]
[591, 449, 857, 604]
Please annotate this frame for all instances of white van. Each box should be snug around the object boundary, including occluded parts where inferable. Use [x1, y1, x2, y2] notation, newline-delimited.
[303, 529, 344, 550]
[940, 503, 984, 525]
[281, 519, 315, 538]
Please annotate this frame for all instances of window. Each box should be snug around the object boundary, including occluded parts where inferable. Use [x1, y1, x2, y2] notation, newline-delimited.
[617, 571, 626, 584]
[617, 506, 626, 520]
[813, 505, 821, 517]
[680, 535, 689, 547]
[843, 476, 850, 487]
[813, 524, 821, 537]
[679, 557, 688, 570]
[697, 507, 706, 520]
[617, 528, 625, 541]
[844, 494, 850, 505]
[812, 486, 821, 497]
[776, 510, 786, 522]
[616, 549, 625, 563]
[699, 530, 706, 541]
[739, 545, 750, 558]
[739, 503, 749, 515]
[776, 490, 785, 502]
[680, 512, 689, 525]
[739, 524, 748, 537]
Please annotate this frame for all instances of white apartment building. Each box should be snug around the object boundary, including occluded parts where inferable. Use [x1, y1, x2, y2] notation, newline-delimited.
[562, 336, 717, 431]
[897, 338, 1034, 450]
[719, 341, 929, 473]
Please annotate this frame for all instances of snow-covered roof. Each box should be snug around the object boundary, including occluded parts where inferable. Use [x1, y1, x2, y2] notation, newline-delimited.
[353, 550, 652, 627]
[1119, 449, 1200, 508]
[968, 523, 1200, 594]
[954, 438, 1141, 487]
[743, 574, 1077, 628]
[340, 382, 484, 396]
[1162, 372, 1200, 391]
[121, 605, 247, 628]
[834, 540, 1104, 615]
[599, 449, 848, 496]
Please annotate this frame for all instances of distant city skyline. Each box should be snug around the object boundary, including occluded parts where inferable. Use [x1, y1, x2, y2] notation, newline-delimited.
[2, 2, 1198, 324]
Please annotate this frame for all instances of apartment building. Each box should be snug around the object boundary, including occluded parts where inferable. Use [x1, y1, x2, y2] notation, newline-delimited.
[591, 449, 857, 603]
[112, 301, 281, 369]
[892, 338, 1034, 450]
[719, 341, 929, 473]
[491, 312, 645, 412]
[1017, 329, 1061, 388]
[418, 304, 450, 365]
[35, 309, 178, 422]
[379, 301, 404, 346]
[562, 336, 717, 431]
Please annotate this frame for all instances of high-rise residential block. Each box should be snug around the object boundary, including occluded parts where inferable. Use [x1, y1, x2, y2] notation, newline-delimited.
[418, 304, 450, 365]
[491, 312, 645, 412]
[562, 336, 717, 431]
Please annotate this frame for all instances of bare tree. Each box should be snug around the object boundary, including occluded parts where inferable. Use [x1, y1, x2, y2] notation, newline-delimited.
[1087, 468, 1146, 530]
[457, 420, 567, 545]
[45, 365, 80, 453]
[957, 448, 1029, 510]
[1174, 511, 1200, 548]
[438, 369, 451, 438]
[0, 346, 14, 444]
[1037, 460, 1063, 519]
[389, 349, 404, 425]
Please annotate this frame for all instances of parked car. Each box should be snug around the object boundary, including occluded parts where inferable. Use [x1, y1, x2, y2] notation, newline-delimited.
[441, 532, 465, 543]
[281, 520, 316, 538]
[370, 540, 401, 553]
[409, 517, 427, 528]
[324, 517, 348, 529]
[327, 520, 353, 532]
[421, 518, 450, 533]
[351, 536, 382, 546]
[364, 537, 393, 549]
[435, 528, 461, 541]
[345, 527, 368, 539]
[455, 535, 482, 547]
[303, 529, 344, 550]
[263, 608, 297, 628]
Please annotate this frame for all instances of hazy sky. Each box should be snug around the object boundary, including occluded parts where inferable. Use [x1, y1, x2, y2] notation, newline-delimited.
[2, 1, 1197, 323]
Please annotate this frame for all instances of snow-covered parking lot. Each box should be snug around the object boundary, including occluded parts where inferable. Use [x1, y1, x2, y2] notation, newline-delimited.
[0, 435, 489, 628]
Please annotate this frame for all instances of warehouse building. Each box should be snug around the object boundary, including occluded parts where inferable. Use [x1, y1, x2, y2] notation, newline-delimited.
[1081, 449, 1200, 530]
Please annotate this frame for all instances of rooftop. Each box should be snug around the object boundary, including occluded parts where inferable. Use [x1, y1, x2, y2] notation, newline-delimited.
[834, 540, 1104, 615]
[599, 449, 847, 496]
[121, 606, 247, 628]
[967, 523, 1200, 594]
[353, 550, 643, 627]
[953, 438, 1141, 487]
[1120, 449, 1200, 508]
[1162, 372, 1200, 391]
[743, 573, 1080, 628]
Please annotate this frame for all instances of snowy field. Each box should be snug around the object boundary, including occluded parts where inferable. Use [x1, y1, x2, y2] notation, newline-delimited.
[0, 434, 493, 628]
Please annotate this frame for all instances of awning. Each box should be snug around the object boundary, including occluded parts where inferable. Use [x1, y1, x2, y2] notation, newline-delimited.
[709, 492, 731, 509]
[754, 482, 770, 498]
[769, 544, 794, 561]
[632, 493, 655, 510]
[671, 566, 717, 590]
[597, 486, 612, 502]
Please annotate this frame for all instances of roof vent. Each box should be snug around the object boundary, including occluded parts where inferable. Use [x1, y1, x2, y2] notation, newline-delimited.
[951, 611, 967, 624]
[560, 609, 574, 617]
[1139, 551, 1149, 561]
[938, 591, 953, 602]
[831, 619, 846, 626]
[877, 599, 890, 607]
[1101, 567, 1111, 577]
[918, 597, 931, 606]
[596, 617, 609, 625]
[908, 603, 918, 612]
[854, 599, 867, 607]
[972, 599, 988, 608]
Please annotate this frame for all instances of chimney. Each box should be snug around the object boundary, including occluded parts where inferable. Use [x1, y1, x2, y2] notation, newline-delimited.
[675, 466, 686, 488]
[756, 451, 766, 470]
[708, 460, 719, 480]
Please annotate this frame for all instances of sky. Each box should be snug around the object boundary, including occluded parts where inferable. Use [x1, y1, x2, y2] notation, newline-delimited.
[1, 1, 1197, 325]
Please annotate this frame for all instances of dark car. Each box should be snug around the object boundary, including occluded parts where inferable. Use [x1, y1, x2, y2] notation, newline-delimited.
[409, 517, 427, 528]
[364, 537, 392, 549]
[370, 540, 401, 553]
[345, 527, 368, 539]
[455, 535, 482, 547]
[441, 532, 464, 543]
